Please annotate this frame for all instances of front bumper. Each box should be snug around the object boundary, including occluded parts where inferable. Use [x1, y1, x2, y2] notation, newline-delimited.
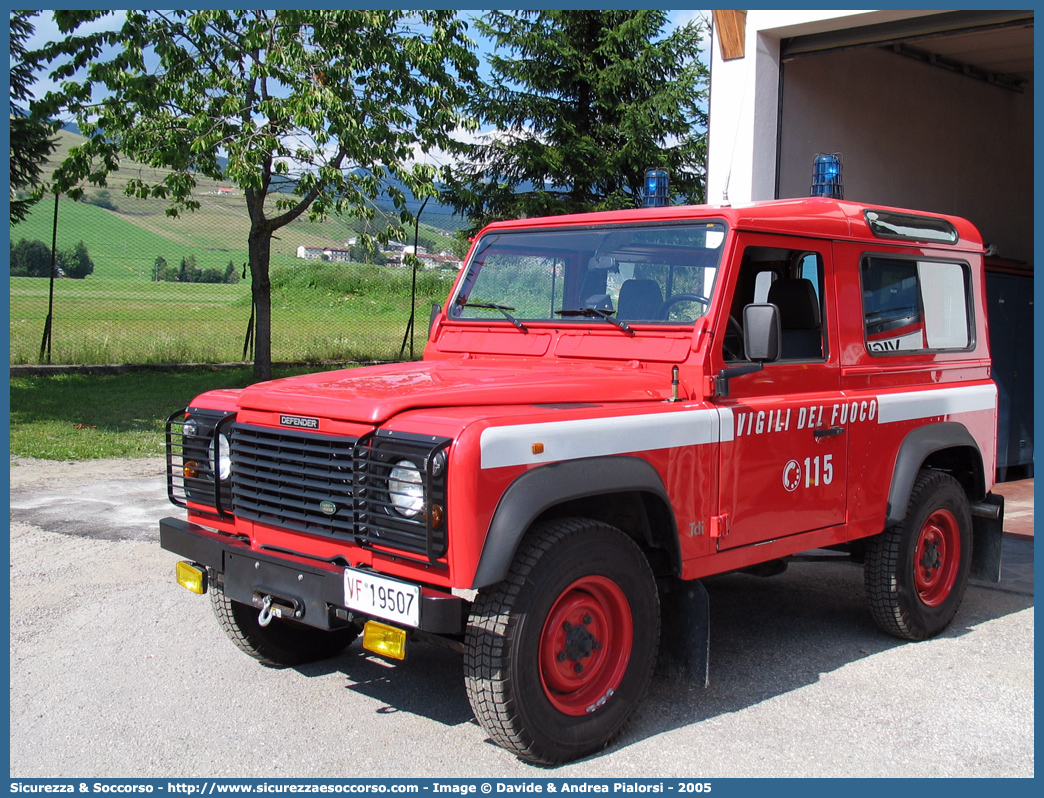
[159, 517, 464, 634]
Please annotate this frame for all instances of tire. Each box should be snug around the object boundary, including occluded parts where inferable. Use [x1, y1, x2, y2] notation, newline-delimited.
[464, 518, 659, 765]
[211, 585, 359, 667]
[865, 469, 973, 640]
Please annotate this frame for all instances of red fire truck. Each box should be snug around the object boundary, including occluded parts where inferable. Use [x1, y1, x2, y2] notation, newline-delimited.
[162, 197, 1003, 765]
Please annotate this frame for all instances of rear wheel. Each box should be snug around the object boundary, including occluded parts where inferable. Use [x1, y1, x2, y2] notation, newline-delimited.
[211, 584, 358, 667]
[865, 469, 972, 640]
[464, 518, 659, 765]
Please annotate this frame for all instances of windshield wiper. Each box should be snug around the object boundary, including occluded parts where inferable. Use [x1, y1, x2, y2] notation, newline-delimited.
[555, 307, 634, 336]
[463, 302, 529, 333]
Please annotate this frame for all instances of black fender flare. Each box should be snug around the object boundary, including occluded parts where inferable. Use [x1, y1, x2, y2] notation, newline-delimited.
[886, 421, 985, 526]
[470, 456, 678, 589]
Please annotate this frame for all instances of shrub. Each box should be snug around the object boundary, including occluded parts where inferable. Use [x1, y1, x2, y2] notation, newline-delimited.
[10, 238, 53, 277]
[84, 189, 119, 211]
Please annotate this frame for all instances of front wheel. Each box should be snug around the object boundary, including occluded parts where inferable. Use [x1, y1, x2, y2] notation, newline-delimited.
[864, 469, 972, 640]
[464, 518, 659, 765]
[211, 584, 359, 667]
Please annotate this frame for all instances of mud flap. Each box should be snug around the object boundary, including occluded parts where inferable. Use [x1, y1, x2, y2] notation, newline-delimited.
[657, 578, 710, 687]
[970, 492, 1004, 583]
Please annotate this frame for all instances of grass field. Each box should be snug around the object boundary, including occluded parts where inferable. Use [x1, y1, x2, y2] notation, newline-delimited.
[10, 366, 321, 460]
[10, 262, 456, 364]
[11, 197, 253, 279]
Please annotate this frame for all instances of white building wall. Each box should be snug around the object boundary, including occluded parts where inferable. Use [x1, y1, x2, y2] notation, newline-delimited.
[707, 10, 947, 205]
[707, 9, 1032, 263]
[777, 46, 1033, 262]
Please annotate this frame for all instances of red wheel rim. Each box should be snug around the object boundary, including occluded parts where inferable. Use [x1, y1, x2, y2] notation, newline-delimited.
[538, 576, 633, 716]
[913, 509, 960, 607]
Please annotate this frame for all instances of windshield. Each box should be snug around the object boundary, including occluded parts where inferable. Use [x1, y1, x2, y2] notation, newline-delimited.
[449, 221, 727, 326]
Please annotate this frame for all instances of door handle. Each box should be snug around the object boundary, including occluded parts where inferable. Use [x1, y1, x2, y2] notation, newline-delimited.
[814, 426, 845, 439]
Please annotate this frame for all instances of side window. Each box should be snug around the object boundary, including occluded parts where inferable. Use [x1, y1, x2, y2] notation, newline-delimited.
[799, 253, 820, 299]
[861, 257, 970, 353]
[724, 246, 826, 362]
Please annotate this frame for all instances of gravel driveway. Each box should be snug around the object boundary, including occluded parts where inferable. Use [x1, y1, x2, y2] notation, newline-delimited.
[9, 456, 1034, 778]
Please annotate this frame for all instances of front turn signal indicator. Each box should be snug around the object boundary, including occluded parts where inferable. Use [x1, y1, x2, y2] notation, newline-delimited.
[176, 561, 207, 594]
[429, 503, 445, 529]
[362, 620, 407, 661]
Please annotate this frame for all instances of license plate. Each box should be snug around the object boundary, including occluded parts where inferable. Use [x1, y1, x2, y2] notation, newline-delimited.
[343, 568, 421, 628]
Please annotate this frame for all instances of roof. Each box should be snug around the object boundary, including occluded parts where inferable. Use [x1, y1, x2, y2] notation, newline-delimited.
[477, 197, 983, 251]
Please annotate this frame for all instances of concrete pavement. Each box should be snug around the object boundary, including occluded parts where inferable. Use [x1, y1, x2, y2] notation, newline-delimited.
[9, 458, 1035, 777]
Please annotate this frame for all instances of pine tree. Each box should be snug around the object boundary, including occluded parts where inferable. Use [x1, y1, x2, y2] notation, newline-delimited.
[441, 11, 709, 231]
[153, 255, 169, 282]
[9, 11, 58, 225]
[62, 239, 94, 279]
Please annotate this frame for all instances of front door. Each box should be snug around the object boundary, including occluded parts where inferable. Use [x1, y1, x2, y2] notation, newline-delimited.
[713, 234, 847, 550]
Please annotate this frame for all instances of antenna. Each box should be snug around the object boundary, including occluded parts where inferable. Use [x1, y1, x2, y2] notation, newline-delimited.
[720, 59, 751, 207]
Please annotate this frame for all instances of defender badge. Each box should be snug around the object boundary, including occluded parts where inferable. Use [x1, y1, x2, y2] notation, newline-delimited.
[280, 414, 319, 430]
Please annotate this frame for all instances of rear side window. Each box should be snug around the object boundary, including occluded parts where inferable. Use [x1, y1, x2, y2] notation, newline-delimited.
[861, 257, 970, 353]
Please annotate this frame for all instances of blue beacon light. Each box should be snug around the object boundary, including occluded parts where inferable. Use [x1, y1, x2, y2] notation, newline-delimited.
[810, 153, 843, 199]
[643, 169, 669, 207]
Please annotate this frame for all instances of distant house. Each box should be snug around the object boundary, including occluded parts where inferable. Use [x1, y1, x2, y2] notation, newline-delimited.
[296, 245, 353, 262]
[399, 251, 463, 270]
[296, 246, 325, 260]
[216, 187, 234, 195]
[294, 242, 458, 268]
[321, 247, 353, 263]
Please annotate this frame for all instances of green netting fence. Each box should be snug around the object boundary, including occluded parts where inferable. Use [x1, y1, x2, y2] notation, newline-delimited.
[10, 189, 468, 366]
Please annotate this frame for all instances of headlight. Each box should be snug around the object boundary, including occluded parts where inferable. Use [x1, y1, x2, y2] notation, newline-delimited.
[388, 459, 424, 518]
[182, 418, 200, 438]
[208, 433, 232, 481]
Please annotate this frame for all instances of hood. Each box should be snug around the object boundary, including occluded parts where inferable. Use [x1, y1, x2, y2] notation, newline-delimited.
[236, 359, 672, 424]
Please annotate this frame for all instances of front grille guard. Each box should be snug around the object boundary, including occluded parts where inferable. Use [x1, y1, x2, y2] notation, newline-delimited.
[353, 430, 452, 565]
[165, 408, 237, 520]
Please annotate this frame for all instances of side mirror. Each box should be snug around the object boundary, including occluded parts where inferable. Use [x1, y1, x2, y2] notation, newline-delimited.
[428, 303, 442, 340]
[743, 303, 781, 362]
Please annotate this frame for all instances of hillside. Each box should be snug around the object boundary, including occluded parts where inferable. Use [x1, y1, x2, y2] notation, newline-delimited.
[22, 130, 466, 265]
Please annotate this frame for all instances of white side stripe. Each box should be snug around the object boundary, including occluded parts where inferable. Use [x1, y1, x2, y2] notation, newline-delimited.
[717, 407, 735, 444]
[876, 384, 997, 424]
[480, 408, 722, 470]
[478, 384, 995, 469]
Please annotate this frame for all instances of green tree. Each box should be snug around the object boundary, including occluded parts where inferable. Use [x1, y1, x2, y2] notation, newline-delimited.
[62, 239, 94, 279]
[177, 254, 200, 283]
[32, 10, 477, 379]
[10, 238, 55, 279]
[153, 255, 169, 282]
[10, 238, 54, 277]
[199, 267, 226, 284]
[9, 11, 57, 225]
[224, 260, 240, 284]
[441, 10, 708, 231]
